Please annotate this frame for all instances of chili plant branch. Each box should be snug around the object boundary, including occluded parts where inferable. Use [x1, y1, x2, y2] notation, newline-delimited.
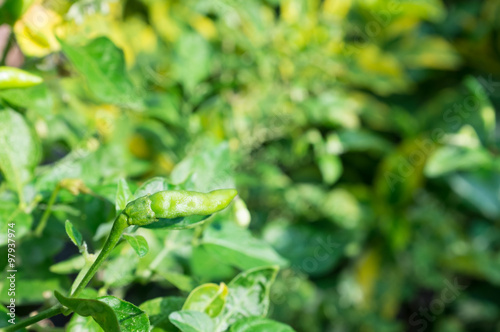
[4, 306, 63, 332]
[34, 184, 61, 237]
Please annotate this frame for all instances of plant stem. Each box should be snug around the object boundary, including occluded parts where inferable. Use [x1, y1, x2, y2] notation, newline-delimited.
[3, 305, 63, 332]
[35, 184, 61, 237]
[10, 214, 130, 330]
[70, 213, 129, 298]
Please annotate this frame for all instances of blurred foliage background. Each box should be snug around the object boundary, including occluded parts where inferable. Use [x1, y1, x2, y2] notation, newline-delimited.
[1, 0, 500, 331]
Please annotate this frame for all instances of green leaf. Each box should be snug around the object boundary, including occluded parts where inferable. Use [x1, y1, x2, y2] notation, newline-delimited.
[182, 283, 228, 318]
[0, 201, 32, 246]
[54, 291, 120, 331]
[102, 252, 137, 288]
[139, 296, 184, 331]
[0, 83, 53, 118]
[0, 109, 40, 206]
[173, 32, 212, 93]
[190, 245, 236, 280]
[449, 172, 500, 219]
[67, 313, 104, 332]
[157, 271, 197, 292]
[0, 0, 24, 25]
[170, 143, 234, 192]
[59, 37, 142, 109]
[316, 154, 342, 185]
[169, 310, 214, 332]
[425, 146, 493, 177]
[230, 317, 296, 332]
[145, 215, 211, 230]
[98, 296, 150, 332]
[65, 220, 83, 248]
[0, 277, 65, 305]
[55, 293, 150, 332]
[116, 178, 133, 212]
[332, 129, 393, 154]
[123, 234, 149, 258]
[201, 222, 288, 270]
[50, 255, 86, 274]
[133, 177, 176, 199]
[218, 266, 279, 327]
[263, 221, 347, 277]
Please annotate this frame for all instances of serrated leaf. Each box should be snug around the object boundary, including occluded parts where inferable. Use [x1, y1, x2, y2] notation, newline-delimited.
[65, 220, 83, 248]
[182, 283, 228, 318]
[123, 234, 149, 257]
[169, 310, 214, 332]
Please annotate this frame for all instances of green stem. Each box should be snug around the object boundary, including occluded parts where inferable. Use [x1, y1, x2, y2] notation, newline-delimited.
[9, 214, 130, 330]
[35, 184, 61, 237]
[3, 305, 63, 332]
[70, 213, 129, 298]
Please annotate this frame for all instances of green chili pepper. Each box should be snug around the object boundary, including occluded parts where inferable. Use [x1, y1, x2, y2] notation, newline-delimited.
[70, 188, 237, 298]
[124, 189, 238, 226]
[0, 66, 43, 89]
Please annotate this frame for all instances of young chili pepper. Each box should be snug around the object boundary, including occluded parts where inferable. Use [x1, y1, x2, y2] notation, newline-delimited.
[0, 66, 43, 89]
[70, 188, 237, 298]
[124, 189, 238, 226]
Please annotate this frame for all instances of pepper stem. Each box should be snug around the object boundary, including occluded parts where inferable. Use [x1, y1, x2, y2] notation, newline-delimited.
[70, 213, 129, 298]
